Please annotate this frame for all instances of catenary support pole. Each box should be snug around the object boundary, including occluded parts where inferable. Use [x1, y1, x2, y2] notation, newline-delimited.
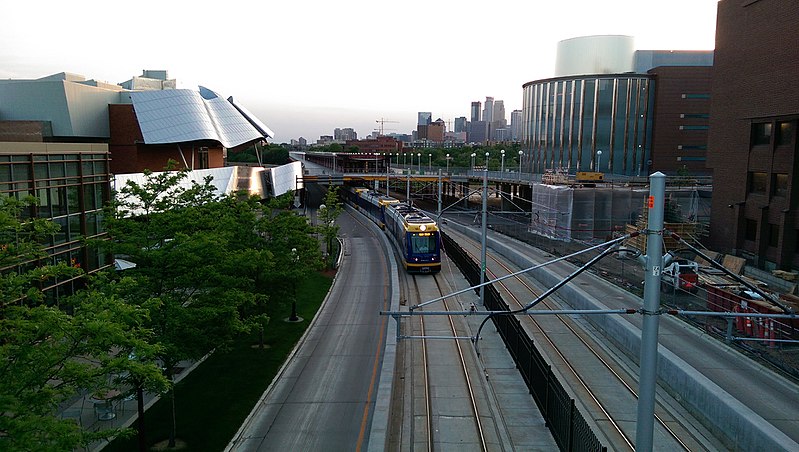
[636, 171, 666, 451]
[480, 152, 489, 305]
[437, 169, 442, 220]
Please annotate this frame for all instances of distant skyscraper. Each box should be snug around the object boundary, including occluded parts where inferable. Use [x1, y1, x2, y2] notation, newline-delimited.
[493, 100, 506, 126]
[417, 112, 432, 126]
[470, 102, 481, 122]
[510, 110, 522, 141]
[454, 117, 467, 133]
[483, 97, 494, 125]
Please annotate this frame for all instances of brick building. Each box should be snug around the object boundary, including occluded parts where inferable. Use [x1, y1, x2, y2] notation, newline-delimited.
[648, 65, 712, 175]
[706, 0, 799, 270]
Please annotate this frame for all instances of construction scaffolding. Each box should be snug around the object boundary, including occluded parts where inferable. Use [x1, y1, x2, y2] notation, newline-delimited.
[528, 183, 710, 245]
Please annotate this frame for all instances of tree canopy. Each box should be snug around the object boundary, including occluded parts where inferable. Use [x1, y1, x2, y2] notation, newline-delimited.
[0, 196, 167, 451]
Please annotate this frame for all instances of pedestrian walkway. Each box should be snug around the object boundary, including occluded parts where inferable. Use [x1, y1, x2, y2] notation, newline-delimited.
[58, 358, 204, 451]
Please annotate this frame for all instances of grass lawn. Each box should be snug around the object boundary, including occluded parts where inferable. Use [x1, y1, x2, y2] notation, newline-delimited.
[104, 271, 334, 451]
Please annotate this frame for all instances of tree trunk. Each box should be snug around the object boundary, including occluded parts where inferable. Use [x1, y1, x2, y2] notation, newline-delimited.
[137, 382, 147, 452]
[168, 367, 177, 448]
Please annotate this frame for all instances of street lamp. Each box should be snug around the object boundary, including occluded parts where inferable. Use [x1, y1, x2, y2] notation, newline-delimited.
[596, 150, 603, 172]
[446, 153, 450, 174]
[417, 153, 421, 174]
[518, 150, 523, 181]
[428, 153, 432, 172]
[500, 149, 505, 175]
[471, 152, 476, 171]
[289, 248, 299, 322]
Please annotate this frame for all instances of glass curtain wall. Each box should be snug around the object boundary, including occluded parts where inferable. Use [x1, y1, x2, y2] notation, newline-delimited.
[522, 74, 654, 177]
[0, 147, 111, 300]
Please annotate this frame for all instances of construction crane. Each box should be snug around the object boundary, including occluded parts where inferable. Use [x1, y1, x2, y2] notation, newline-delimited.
[376, 118, 399, 136]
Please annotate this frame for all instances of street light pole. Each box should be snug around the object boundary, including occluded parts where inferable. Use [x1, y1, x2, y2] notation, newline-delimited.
[289, 248, 299, 321]
[500, 149, 505, 175]
[446, 153, 450, 174]
[518, 150, 523, 181]
[417, 153, 421, 174]
[471, 153, 476, 172]
[596, 150, 603, 172]
[428, 153, 432, 172]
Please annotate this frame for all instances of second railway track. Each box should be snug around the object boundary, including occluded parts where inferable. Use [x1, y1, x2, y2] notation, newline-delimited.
[445, 226, 723, 451]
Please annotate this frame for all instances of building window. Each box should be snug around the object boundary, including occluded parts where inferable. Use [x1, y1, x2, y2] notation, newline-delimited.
[774, 173, 789, 197]
[679, 125, 709, 130]
[680, 113, 709, 119]
[768, 223, 779, 247]
[777, 121, 794, 146]
[745, 219, 757, 241]
[749, 172, 768, 194]
[198, 147, 209, 170]
[751, 122, 772, 146]
[681, 93, 711, 99]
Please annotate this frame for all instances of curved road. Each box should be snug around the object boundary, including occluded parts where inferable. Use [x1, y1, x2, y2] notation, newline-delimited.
[227, 210, 392, 451]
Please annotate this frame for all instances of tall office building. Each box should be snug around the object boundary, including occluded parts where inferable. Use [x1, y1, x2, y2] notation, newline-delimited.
[491, 100, 507, 140]
[334, 128, 357, 141]
[483, 97, 494, 125]
[454, 117, 468, 133]
[510, 110, 522, 141]
[493, 100, 506, 126]
[417, 112, 432, 126]
[470, 102, 481, 122]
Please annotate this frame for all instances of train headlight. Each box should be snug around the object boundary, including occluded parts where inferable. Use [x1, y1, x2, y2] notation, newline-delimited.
[420, 225, 426, 232]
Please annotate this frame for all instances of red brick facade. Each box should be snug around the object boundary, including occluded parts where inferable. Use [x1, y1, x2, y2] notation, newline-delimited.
[707, 0, 799, 269]
[648, 66, 712, 175]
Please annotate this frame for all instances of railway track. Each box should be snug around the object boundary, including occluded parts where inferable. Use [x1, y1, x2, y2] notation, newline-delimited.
[405, 272, 491, 451]
[447, 227, 719, 451]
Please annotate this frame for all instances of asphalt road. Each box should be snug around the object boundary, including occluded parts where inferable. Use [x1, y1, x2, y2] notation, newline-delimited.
[227, 210, 391, 451]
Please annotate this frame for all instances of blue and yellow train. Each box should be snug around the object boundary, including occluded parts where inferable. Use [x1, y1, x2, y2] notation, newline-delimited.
[345, 187, 441, 274]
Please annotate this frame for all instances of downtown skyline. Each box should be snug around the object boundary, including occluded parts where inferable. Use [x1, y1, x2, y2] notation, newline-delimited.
[0, 0, 719, 142]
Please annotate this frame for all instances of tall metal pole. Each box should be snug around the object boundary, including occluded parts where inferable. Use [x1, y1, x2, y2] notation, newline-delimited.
[437, 169, 442, 221]
[636, 171, 666, 452]
[386, 153, 390, 197]
[480, 151, 489, 305]
[406, 169, 410, 202]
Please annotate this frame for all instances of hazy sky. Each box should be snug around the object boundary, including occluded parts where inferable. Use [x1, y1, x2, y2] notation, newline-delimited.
[1, 1, 718, 143]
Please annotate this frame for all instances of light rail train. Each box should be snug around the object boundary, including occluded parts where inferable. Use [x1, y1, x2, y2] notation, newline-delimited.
[344, 187, 441, 273]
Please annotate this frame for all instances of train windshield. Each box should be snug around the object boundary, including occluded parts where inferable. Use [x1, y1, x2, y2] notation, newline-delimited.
[409, 232, 438, 254]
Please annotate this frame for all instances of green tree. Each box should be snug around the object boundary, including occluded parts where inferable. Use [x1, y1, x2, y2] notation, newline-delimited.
[317, 187, 343, 269]
[102, 168, 268, 448]
[258, 193, 323, 321]
[0, 196, 166, 451]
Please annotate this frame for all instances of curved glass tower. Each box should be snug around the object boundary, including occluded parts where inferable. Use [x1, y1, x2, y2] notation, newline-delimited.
[522, 74, 654, 177]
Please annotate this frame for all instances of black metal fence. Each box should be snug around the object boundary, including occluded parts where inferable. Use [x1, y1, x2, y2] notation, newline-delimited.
[442, 231, 607, 452]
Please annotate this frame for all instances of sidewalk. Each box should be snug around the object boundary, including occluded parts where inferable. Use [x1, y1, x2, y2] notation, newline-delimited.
[58, 358, 204, 451]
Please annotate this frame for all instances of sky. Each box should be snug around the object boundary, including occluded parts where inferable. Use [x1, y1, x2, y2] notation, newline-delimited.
[0, 1, 719, 143]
